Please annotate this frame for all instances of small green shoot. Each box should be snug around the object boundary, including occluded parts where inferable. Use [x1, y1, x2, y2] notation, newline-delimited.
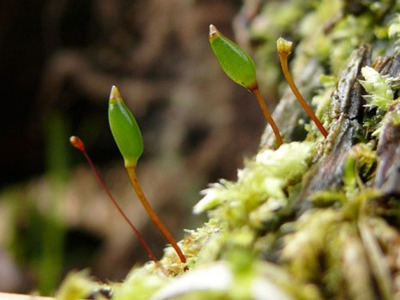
[277, 37, 328, 138]
[108, 86, 187, 265]
[359, 66, 394, 111]
[209, 24, 283, 147]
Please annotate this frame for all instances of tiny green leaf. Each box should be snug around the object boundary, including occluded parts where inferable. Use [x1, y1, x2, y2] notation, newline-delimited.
[359, 66, 394, 111]
[108, 85, 144, 168]
[209, 24, 258, 90]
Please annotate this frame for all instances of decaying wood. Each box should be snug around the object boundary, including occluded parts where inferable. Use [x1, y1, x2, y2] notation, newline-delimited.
[298, 45, 371, 211]
[375, 52, 400, 196]
[375, 102, 400, 196]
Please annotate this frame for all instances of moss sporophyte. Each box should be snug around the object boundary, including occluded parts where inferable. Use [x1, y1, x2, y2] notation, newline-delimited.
[67, 26, 328, 286]
[276, 37, 328, 138]
[209, 24, 283, 147]
[69, 136, 159, 266]
[71, 86, 187, 268]
[209, 25, 328, 144]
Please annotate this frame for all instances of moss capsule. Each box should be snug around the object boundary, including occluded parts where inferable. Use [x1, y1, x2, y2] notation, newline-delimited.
[209, 25, 283, 147]
[209, 24, 258, 90]
[108, 86, 187, 265]
[108, 86, 144, 168]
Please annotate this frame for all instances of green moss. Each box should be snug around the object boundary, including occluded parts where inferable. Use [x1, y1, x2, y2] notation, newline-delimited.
[360, 66, 394, 111]
[112, 266, 168, 300]
[330, 15, 375, 74]
[312, 75, 337, 124]
[389, 14, 400, 49]
[56, 271, 97, 300]
[309, 190, 347, 207]
[57, 1, 400, 298]
[195, 142, 315, 215]
[282, 209, 339, 282]
[387, 107, 400, 124]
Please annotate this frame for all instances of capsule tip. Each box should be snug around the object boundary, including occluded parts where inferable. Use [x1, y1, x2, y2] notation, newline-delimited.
[209, 24, 219, 38]
[277, 37, 293, 55]
[70, 136, 85, 152]
[110, 85, 123, 103]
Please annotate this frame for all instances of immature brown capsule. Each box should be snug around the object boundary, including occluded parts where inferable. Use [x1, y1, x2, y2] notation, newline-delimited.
[277, 37, 328, 138]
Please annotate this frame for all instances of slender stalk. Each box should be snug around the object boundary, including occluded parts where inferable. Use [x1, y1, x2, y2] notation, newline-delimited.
[126, 166, 187, 264]
[277, 38, 328, 138]
[251, 86, 283, 146]
[69, 136, 159, 265]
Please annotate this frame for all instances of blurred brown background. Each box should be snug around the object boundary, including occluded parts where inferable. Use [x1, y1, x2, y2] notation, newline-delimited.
[0, 0, 270, 295]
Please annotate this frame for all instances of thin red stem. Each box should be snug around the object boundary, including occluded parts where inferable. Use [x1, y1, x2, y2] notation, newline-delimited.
[251, 87, 283, 147]
[126, 167, 187, 264]
[278, 53, 328, 138]
[70, 136, 159, 265]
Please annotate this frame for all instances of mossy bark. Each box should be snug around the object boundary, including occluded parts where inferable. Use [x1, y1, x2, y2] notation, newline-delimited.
[247, 0, 400, 298]
[58, 1, 400, 299]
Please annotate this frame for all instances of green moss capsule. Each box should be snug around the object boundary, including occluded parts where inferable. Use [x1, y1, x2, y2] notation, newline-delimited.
[209, 24, 258, 90]
[209, 25, 283, 147]
[108, 86, 187, 264]
[108, 86, 144, 168]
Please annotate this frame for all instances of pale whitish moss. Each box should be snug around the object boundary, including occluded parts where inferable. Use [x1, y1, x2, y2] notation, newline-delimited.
[186, 220, 228, 266]
[158, 219, 227, 271]
[360, 66, 394, 111]
[256, 260, 322, 300]
[112, 265, 168, 300]
[186, 226, 256, 266]
[249, 197, 288, 230]
[358, 219, 393, 299]
[110, 221, 230, 299]
[152, 262, 233, 300]
[339, 224, 375, 300]
[193, 142, 316, 225]
[282, 209, 340, 282]
[151, 253, 320, 300]
[56, 270, 97, 300]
